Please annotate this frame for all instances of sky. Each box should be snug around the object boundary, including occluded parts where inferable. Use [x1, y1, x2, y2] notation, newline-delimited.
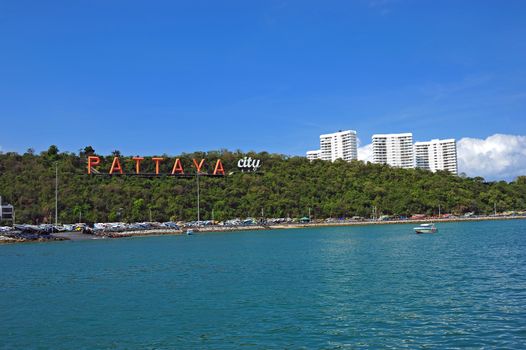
[0, 0, 525, 180]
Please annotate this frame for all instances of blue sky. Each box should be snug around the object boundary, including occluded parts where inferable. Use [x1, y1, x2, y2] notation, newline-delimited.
[1, 0, 525, 165]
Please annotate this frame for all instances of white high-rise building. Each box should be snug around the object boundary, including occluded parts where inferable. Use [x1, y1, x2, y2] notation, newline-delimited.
[306, 130, 358, 162]
[372, 133, 414, 169]
[306, 150, 321, 161]
[320, 130, 358, 162]
[414, 139, 458, 174]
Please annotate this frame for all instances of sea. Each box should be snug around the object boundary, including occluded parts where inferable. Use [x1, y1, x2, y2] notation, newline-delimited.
[1, 220, 525, 349]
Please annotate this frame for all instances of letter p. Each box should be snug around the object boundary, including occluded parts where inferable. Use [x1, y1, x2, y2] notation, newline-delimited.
[87, 156, 100, 174]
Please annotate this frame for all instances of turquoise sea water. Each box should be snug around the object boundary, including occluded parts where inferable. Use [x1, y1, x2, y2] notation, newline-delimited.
[1, 220, 526, 349]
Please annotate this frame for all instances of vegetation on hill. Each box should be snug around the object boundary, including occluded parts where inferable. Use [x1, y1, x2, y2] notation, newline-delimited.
[1, 145, 525, 224]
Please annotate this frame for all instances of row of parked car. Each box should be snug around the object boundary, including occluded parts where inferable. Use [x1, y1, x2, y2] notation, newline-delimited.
[7, 224, 88, 235]
[92, 222, 180, 233]
[0, 226, 15, 233]
[183, 218, 262, 227]
[1, 217, 315, 237]
[0, 218, 294, 235]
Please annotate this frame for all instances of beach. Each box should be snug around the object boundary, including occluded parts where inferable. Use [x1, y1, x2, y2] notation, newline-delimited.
[22, 215, 526, 242]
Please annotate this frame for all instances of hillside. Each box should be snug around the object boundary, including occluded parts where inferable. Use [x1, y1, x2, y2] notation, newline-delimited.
[1, 146, 525, 224]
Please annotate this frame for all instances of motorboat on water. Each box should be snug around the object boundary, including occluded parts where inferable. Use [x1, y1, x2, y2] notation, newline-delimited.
[186, 229, 194, 235]
[413, 223, 437, 234]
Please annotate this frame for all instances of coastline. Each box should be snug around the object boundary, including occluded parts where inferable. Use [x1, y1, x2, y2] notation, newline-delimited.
[197, 215, 526, 232]
[2, 215, 525, 244]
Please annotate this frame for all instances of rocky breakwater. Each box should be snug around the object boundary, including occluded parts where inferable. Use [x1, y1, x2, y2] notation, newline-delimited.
[0, 225, 69, 244]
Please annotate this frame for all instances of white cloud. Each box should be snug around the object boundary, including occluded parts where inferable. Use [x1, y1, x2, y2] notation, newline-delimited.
[457, 134, 526, 181]
[356, 133, 526, 181]
[358, 143, 373, 162]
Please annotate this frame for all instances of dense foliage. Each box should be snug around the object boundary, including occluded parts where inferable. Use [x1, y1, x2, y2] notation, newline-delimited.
[1, 146, 525, 224]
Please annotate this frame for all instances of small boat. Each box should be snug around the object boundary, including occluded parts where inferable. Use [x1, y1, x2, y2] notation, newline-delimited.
[186, 229, 194, 235]
[413, 223, 437, 234]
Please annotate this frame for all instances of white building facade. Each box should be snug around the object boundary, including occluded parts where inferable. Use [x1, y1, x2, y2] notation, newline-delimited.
[414, 139, 458, 174]
[320, 130, 358, 162]
[306, 150, 321, 161]
[372, 133, 414, 169]
[307, 130, 358, 162]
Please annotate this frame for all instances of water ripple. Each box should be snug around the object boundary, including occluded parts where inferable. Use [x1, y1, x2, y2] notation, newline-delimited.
[1, 220, 526, 348]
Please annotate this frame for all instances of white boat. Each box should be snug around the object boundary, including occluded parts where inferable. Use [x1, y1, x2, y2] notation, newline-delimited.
[186, 229, 194, 235]
[413, 223, 437, 234]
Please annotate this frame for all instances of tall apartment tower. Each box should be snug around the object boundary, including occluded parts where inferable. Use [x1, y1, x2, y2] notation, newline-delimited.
[306, 130, 358, 162]
[372, 133, 414, 169]
[414, 139, 458, 174]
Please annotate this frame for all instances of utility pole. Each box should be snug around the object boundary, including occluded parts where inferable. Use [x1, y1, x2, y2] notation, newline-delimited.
[438, 204, 441, 218]
[494, 202, 497, 216]
[308, 207, 311, 220]
[196, 170, 200, 226]
[55, 163, 58, 226]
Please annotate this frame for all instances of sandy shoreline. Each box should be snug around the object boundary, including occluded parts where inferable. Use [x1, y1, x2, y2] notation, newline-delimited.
[1, 215, 524, 244]
[54, 215, 526, 240]
[198, 215, 526, 232]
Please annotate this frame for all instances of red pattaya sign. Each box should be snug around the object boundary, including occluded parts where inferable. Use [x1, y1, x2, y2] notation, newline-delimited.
[87, 156, 226, 176]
